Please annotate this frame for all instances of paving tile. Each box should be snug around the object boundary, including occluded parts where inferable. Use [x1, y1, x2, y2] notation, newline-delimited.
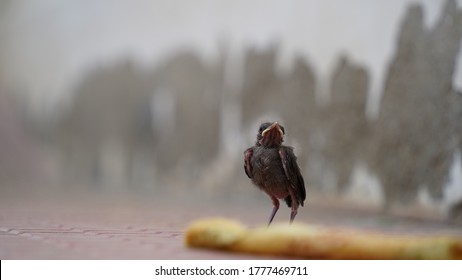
[1, 194, 461, 259]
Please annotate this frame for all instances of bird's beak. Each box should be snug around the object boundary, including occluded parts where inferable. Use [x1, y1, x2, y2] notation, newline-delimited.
[260, 122, 284, 146]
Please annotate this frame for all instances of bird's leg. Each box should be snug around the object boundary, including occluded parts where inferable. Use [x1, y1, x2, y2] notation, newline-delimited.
[287, 188, 298, 224]
[267, 195, 280, 226]
[290, 207, 298, 224]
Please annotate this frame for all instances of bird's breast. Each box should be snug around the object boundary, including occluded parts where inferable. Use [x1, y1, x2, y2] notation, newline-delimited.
[250, 147, 290, 197]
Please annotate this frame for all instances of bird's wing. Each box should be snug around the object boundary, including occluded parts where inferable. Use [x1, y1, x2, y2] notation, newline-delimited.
[279, 147, 306, 206]
[244, 148, 254, 178]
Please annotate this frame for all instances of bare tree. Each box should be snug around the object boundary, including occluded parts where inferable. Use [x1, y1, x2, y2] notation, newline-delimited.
[370, 0, 462, 207]
[323, 57, 370, 191]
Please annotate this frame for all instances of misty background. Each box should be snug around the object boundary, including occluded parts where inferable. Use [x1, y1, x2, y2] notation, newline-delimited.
[1, 0, 462, 221]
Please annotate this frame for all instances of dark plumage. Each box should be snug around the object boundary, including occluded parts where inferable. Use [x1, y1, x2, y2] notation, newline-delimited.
[244, 122, 306, 225]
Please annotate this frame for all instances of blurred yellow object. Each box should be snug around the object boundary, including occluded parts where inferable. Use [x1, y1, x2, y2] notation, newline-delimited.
[185, 218, 462, 259]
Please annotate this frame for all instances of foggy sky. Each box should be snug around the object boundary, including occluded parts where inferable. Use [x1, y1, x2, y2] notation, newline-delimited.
[1, 0, 461, 116]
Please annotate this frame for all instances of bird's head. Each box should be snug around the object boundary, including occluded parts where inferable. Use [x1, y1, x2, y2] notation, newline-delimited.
[256, 121, 285, 148]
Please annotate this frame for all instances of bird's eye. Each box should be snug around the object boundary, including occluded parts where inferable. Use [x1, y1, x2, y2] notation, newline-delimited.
[259, 123, 270, 133]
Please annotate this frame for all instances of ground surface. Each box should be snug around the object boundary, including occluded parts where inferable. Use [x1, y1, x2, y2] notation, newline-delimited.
[1, 189, 461, 259]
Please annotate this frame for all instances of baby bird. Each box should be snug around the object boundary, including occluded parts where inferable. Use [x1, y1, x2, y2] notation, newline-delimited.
[244, 122, 306, 225]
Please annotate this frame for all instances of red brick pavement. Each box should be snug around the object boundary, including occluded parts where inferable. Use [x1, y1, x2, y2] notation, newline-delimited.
[1, 191, 461, 259]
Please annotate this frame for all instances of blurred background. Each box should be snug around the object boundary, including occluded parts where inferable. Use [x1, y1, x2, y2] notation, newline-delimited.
[1, 0, 462, 222]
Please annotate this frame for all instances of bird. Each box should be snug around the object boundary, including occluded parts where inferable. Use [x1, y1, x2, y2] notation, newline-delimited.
[244, 121, 306, 225]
